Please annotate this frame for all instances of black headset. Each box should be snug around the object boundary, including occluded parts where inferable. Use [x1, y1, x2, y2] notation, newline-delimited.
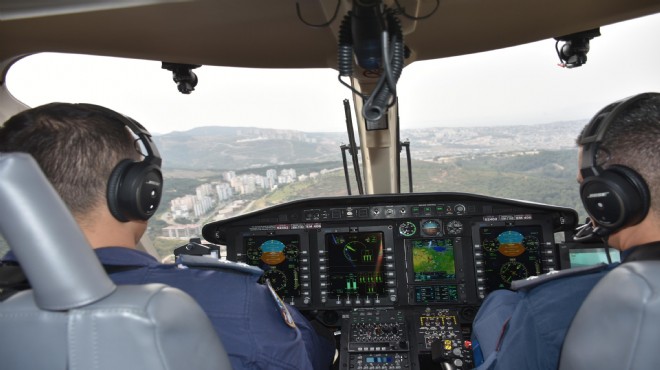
[79, 104, 163, 222]
[578, 93, 657, 236]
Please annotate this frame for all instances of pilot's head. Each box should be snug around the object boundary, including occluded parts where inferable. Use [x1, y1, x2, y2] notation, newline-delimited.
[576, 93, 660, 249]
[0, 103, 160, 247]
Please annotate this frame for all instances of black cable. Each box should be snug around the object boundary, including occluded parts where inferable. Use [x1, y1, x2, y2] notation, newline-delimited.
[338, 75, 367, 98]
[555, 39, 567, 66]
[295, 0, 341, 28]
[381, 30, 397, 94]
[393, 0, 439, 20]
[361, 10, 404, 122]
[603, 236, 613, 264]
[337, 12, 354, 76]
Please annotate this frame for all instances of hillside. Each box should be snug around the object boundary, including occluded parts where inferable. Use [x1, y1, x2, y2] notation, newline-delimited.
[154, 127, 345, 170]
[242, 149, 585, 220]
[153, 120, 586, 169]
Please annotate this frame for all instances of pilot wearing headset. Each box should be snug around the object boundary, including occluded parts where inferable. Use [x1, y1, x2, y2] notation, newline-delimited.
[470, 92, 660, 370]
[0, 103, 335, 370]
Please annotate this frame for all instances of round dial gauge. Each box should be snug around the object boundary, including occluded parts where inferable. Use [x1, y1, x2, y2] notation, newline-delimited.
[260, 239, 286, 265]
[523, 236, 540, 252]
[398, 221, 417, 237]
[421, 219, 442, 236]
[482, 239, 499, 252]
[500, 261, 528, 283]
[446, 220, 463, 235]
[263, 269, 287, 292]
[343, 241, 368, 263]
[246, 247, 262, 263]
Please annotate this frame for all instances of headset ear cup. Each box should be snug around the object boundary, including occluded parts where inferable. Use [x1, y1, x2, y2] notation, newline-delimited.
[118, 162, 163, 221]
[609, 165, 651, 224]
[580, 165, 650, 231]
[107, 159, 133, 222]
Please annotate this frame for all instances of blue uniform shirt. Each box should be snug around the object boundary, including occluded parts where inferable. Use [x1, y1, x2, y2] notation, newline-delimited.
[4, 247, 335, 370]
[471, 263, 617, 370]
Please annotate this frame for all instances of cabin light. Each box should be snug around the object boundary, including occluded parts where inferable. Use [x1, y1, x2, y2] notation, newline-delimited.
[554, 28, 601, 68]
[161, 62, 201, 94]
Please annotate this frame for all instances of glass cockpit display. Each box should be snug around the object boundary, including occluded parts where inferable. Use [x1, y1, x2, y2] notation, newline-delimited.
[411, 239, 456, 282]
[244, 235, 300, 297]
[325, 232, 386, 297]
[480, 226, 543, 292]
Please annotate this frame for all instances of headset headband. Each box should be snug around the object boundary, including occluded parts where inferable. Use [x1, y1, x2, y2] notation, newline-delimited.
[76, 103, 161, 167]
[579, 93, 656, 179]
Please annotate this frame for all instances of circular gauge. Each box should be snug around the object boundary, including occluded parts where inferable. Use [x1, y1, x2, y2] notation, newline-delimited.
[500, 261, 528, 283]
[399, 221, 417, 237]
[523, 236, 540, 252]
[421, 219, 442, 236]
[260, 239, 286, 265]
[343, 241, 367, 262]
[482, 239, 499, 252]
[246, 247, 262, 264]
[454, 204, 466, 214]
[497, 231, 526, 257]
[284, 243, 299, 260]
[446, 220, 463, 235]
[263, 269, 288, 292]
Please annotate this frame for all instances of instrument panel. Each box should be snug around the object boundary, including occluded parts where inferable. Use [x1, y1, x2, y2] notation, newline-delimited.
[203, 192, 576, 309]
[202, 192, 577, 369]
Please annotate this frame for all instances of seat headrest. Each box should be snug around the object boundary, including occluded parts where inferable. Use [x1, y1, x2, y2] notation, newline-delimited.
[0, 152, 115, 310]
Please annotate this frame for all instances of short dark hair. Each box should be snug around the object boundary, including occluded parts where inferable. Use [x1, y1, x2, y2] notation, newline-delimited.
[0, 103, 138, 218]
[577, 94, 660, 218]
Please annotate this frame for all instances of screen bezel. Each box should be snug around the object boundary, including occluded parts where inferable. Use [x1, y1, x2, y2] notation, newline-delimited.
[471, 218, 554, 293]
[408, 238, 459, 283]
[239, 229, 309, 299]
[316, 225, 395, 301]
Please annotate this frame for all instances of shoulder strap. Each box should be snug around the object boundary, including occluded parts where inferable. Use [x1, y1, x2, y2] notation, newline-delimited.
[0, 264, 29, 301]
[0, 263, 142, 301]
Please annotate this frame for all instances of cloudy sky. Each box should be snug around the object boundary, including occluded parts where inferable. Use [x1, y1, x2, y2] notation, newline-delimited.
[6, 13, 660, 134]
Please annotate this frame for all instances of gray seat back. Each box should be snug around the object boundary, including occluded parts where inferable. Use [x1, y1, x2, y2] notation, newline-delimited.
[0, 153, 232, 370]
[559, 261, 660, 370]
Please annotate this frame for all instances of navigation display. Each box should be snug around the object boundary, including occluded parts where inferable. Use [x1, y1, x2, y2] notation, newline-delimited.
[325, 231, 386, 297]
[411, 238, 456, 282]
[244, 235, 300, 298]
[479, 225, 543, 292]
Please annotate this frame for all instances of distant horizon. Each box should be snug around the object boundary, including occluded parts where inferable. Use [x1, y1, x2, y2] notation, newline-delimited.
[151, 117, 590, 136]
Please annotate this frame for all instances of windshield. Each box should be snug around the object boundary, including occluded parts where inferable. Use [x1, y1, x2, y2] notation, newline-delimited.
[3, 13, 659, 259]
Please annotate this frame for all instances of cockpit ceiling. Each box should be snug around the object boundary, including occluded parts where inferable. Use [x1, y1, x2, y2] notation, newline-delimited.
[1, 0, 659, 69]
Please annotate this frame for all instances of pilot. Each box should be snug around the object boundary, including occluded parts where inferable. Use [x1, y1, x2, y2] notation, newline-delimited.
[0, 103, 336, 370]
[470, 92, 660, 369]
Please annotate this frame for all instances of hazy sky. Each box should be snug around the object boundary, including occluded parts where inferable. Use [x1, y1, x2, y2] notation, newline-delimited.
[6, 13, 660, 134]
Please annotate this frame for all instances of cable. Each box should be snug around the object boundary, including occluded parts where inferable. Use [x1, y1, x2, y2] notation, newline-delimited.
[362, 11, 404, 123]
[393, 0, 439, 20]
[295, 0, 341, 28]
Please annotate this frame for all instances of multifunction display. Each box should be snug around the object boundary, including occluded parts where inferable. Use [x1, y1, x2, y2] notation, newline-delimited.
[479, 225, 543, 292]
[409, 238, 462, 303]
[325, 231, 386, 297]
[244, 235, 301, 298]
[411, 238, 456, 282]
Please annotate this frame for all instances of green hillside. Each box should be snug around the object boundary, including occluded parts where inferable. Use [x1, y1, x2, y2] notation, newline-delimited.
[243, 149, 586, 220]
